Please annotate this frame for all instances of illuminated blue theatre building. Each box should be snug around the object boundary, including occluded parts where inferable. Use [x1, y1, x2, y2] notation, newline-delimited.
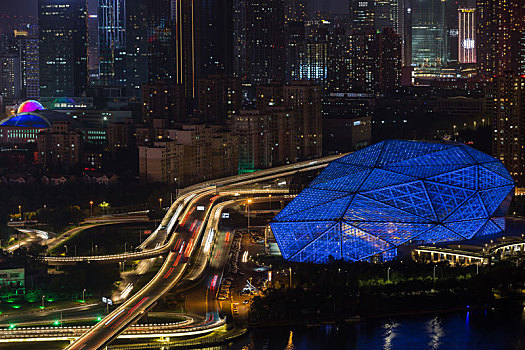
[270, 140, 515, 264]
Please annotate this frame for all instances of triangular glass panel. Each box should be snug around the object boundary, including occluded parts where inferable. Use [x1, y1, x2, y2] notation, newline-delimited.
[445, 219, 487, 239]
[310, 162, 369, 186]
[349, 221, 435, 246]
[337, 141, 385, 167]
[362, 181, 437, 220]
[494, 190, 514, 217]
[377, 140, 453, 166]
[341, 222, 392, 261]
[424, 182, 475, 220]
[359, 168, 417, 191]
[491, 217, 506, 231]
[274, 188, 352, 221]
[481, 162, 514, 181]
[385, 164, 468, 179]
[413, 225, 464, 244]
[344, 194, 430, 223]
[478, 185, 514, 215]
[385, 147, 469, 167]
[465, 147, 500, 164]
[474, 220, 502, 238]
[444, 193, 487, 222]
[427, 165, 478, 190]
[278, 196, 354, 221]
[270, 221, 335, 260]
[292, 224, 342, 263]
[309, 170, 372, 192]
[478, 166, 515, 190]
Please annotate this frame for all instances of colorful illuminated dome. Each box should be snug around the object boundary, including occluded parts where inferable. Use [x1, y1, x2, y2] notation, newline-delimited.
[17, 100, 44, 114]
[271, 140, 515, 264]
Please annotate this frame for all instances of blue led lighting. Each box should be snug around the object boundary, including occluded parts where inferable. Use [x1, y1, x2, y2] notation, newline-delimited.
[0, 114, 50, 128]
[271, 140, 515, 263]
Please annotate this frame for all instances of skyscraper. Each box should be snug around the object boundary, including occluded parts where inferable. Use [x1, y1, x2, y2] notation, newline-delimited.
[245, 0, 285, 85]
[493, 73, 525, 186]
[0, 54, 21, 103]
[411, 0, 446, 73]
[98, 0, 127, 87]
[458, 9, 476, 64]
[476, 0, 524, 77]
[349, 0, 375, 31]
[24, 25, 40, 100]
[375, 0, 398, 32]
[398, 0, 412, 67]
[38, 0, 88, 97]
[284, 0, 307, 23]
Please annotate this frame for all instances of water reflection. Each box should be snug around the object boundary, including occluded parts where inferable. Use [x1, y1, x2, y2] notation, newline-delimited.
[383, 320, 399, 350]
[427, 317, 444, 349]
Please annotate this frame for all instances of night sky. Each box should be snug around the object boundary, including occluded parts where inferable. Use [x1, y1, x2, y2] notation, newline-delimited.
[0, 0, 348, 17]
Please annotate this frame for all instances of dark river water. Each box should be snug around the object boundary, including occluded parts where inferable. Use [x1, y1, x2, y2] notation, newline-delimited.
[225, 307, 525, 350]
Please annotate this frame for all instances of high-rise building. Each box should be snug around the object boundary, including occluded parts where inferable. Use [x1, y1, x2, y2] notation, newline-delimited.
[380, 28, 402, 91]
[98, 0, 127, 87]
[142, 80, 186, 126]
[375, 0, 398, 31]
[232, 0, 247, 80]
[125, 0, 148, 98]
[200, 0, 233, 78]
[0, 54, 21, 103]
[458, 9, 476, 64]
[23, 25, 39, 100]
[398, 0, 412, 67]
[138, 140, 183, 183]
[492, 73, 525, 186]
[285, 21, 306, 83]
[37, 121, 83, 169]
[411, 0, 446, 73]
[520, 31, 525, 76]
[245, 0, 285, 84]
[349, 30, 380, 93]
[349, 0, 375, 31]
[284, 0, 307, 23]
[299, 27, 329, 88]
[477, 0, 524, 77]
[38, 0, 88, 97]
[198, 75, 241, 124]
[327, 27, 352, 93]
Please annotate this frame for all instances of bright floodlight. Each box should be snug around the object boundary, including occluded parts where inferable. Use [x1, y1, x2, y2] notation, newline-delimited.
[271, 140, 515, 263]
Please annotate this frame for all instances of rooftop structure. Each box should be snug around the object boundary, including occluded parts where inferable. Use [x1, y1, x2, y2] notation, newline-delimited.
[271, 140, 515, 263]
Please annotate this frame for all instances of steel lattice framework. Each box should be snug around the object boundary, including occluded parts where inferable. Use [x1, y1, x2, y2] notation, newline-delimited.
[270, 140, 515, 263]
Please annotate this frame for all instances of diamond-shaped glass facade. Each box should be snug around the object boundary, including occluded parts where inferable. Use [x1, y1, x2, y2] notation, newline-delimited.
[271, 140, 515, 263]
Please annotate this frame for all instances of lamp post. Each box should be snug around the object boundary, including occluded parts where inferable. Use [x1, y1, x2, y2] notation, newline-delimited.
[82, 289, 86, 302]
[41, 295, 45, 310]
[159, 198, 163, 208]
[90, 201, 94, 216]
[64, 245, 68, 255]
[289, 266, 292, 289]
[18, 205, 22, 219]
[247, 199, 252, 230]
[433, 265, 436, 280]
[387, 267, 391, 282]
[268, 194, 272, 210]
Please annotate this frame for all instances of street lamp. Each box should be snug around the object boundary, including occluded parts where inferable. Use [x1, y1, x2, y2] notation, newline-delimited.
[64, 245, 68, 255]
[247, 199, 252, 229]
[90, 201, 94, 216]
[289, 266, 292, 288]
[159, 198, 163, 208]
[82, 289, 86, 302]
[387, 267, 391, 282]
[41, 295, 45, 310]
[433, 265, 436, 280]
[268, 194, 272, 210]
[18, 205, 21, 218]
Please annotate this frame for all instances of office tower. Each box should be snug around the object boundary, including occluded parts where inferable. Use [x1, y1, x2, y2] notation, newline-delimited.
[200, 0, 233, 78]
[198, 75, 241, 124]
[125, 0, 148, 98]
[299, 26, 329, 88]
[148, 0, 175, 84]
[87, 5, 99, 80]
[284, 0, 307, 23]
[98, 0, 127, 87]
[285, 21, 306, 83]
[349, 0, 375, 32]
[411, 0, 446, 73]
[380, 28, 402, 91]
[24, 25, 40, 100]
[398, 0, 412, 67]
[327, 27, 352, 92]
[458, 9, 476, 64]
[38, 0, 88, 97]
[477, 0, 524, 77]
[245, 0, 285, 85]
[233, 0, 246, 80]
[375, 0, 398, 31]
[0, 54, 21, 103]
[493, 73, 525, 186]
[173, 0, 198, 100]
[350, 30, 380, 93]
